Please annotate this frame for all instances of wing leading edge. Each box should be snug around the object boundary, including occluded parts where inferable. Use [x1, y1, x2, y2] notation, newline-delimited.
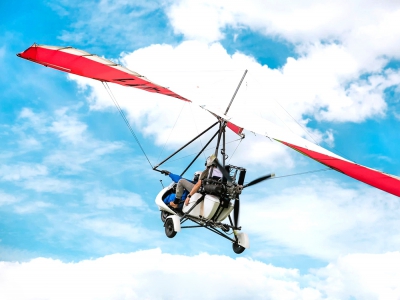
[17, 44, 190, 102]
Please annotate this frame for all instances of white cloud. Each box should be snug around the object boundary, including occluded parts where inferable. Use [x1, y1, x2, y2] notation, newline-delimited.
[241, 178, 400, 261]
[80, 219, 159, 243]
[0, 191, 20, 206]
[84, 189, 147, 209]
[0, 249, 318, 300]
[56, 0, 167, 47]
[14, 201, 52, 214]
[22, 177, 73, 193]
[1, 249, 400, 299]
[0, 164, 48, 181]
[49, 107, 88, 145]
[311, 252, 400, 299]
[17, 136, 41, 150]
[164, 1, 400, 124]
[167, 0, 400, 56]
[13, 106, 124, 174]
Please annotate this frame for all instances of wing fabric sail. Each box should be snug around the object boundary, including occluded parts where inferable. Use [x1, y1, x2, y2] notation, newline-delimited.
[200, 105, 400, 197]
[17, 44, 244, 136]
[17, 44, 190, 102]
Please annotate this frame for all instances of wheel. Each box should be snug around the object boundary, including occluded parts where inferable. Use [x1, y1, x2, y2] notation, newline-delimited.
[232, 242, 245, 254]
[161, 210, 171, 223]
[165, 218, 177, 238]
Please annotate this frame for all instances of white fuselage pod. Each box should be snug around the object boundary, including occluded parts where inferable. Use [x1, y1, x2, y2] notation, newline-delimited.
[155, 185, 234, 222]
[155, 184, 177, 215]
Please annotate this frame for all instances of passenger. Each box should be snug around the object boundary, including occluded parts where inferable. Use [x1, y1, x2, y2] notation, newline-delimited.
[161, 170, 201, 208]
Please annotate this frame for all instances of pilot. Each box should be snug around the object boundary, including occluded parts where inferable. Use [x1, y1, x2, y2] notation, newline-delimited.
[169, 154, 221, 208]
[161, 170, 202, 207]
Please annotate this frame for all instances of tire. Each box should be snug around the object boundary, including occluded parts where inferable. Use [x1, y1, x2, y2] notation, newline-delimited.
[165, 218, 177, 238]
[161, 211, 171, 223]
[232, 242, 245, 254]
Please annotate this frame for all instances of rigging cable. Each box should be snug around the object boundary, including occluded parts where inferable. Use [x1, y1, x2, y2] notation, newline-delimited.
[250, 75, 320, 145]
[156, 101, 186, 161]
[250, 75, 354, 163]
[270, 168, 331, 180]
[227, 137, 243, 164]
[189, 103, 207, 161]
[102, 81, 154, 169]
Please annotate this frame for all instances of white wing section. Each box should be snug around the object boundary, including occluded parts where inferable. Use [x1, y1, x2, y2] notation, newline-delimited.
[199, 104, 400, 197]
[200, 104, 347, 160]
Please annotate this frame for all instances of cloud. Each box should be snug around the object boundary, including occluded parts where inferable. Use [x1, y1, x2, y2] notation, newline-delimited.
[241, 178, 400, 260]
[168, 0, 400, 56]
[0, 164, 48, 181]
[12, 106, 124, 174]
[0, 249, 317, 300]
[1, 249, 400, 299]
[21, 177, 73, 193]
[0, 191, 20, 206]
[312, 252, 400, 299]
[54, 0, 173, 51]
[48, 107, 88, 145]
[84, 189, 147, 209]
[13, 201, 52, 214]
[80, 219, 159, 243]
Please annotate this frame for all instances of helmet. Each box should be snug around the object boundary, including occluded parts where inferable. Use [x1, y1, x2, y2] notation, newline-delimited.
[193, 171, 202, 182]
[206, 154, 216, 167]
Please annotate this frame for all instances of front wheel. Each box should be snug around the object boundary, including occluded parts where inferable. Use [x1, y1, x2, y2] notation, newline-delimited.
[165, 218, 177, 238]
[232, 242, 245, 254]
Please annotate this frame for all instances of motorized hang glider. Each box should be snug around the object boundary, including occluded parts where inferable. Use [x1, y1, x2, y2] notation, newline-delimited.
[17, 44, 400, 197]
[18, 44, 400, 253]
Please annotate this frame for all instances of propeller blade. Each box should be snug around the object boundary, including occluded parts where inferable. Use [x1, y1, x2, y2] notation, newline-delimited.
[214, 158, 232, 183]
[233, 197, 240, 228]
[243, 173, 275, 188]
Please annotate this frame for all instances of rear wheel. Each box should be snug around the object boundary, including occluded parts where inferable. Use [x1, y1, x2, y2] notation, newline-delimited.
[165, 218, 177, 238]
[161, 211, 171, 223]
[232, 242, 245, 254]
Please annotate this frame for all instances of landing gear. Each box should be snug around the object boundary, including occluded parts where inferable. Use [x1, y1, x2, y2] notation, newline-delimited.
[232, 242, 245, 254]
[165, 218, 177, 238]
[161, 211, 171, 223]
[221, 224, 230, 232]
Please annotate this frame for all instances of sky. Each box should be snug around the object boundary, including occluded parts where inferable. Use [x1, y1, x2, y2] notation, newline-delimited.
[1, 0, 400, 299]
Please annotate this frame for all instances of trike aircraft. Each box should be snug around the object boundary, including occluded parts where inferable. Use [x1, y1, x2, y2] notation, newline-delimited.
[17, 44, 400, 253]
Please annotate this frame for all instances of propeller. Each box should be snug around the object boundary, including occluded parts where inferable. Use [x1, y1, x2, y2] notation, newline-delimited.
[233, 173, 274, 228]
[212, 155, 274, 229]
[242, 173, 275, 188]
[233, 196, 240, 229]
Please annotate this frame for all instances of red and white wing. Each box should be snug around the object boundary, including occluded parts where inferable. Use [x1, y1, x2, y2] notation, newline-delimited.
[17, 44, 244, 136]
[19, 44, 399, 196]
[200, 104, 400, 197]
[17, 44, 190, 102]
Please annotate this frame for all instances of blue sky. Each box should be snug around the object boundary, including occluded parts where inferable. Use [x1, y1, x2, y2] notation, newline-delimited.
[2, 1, 400, 299]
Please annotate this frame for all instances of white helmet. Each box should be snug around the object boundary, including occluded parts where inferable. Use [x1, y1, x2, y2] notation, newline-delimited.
[206, 154, 216, 167]
[193, 171, 202, 181]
